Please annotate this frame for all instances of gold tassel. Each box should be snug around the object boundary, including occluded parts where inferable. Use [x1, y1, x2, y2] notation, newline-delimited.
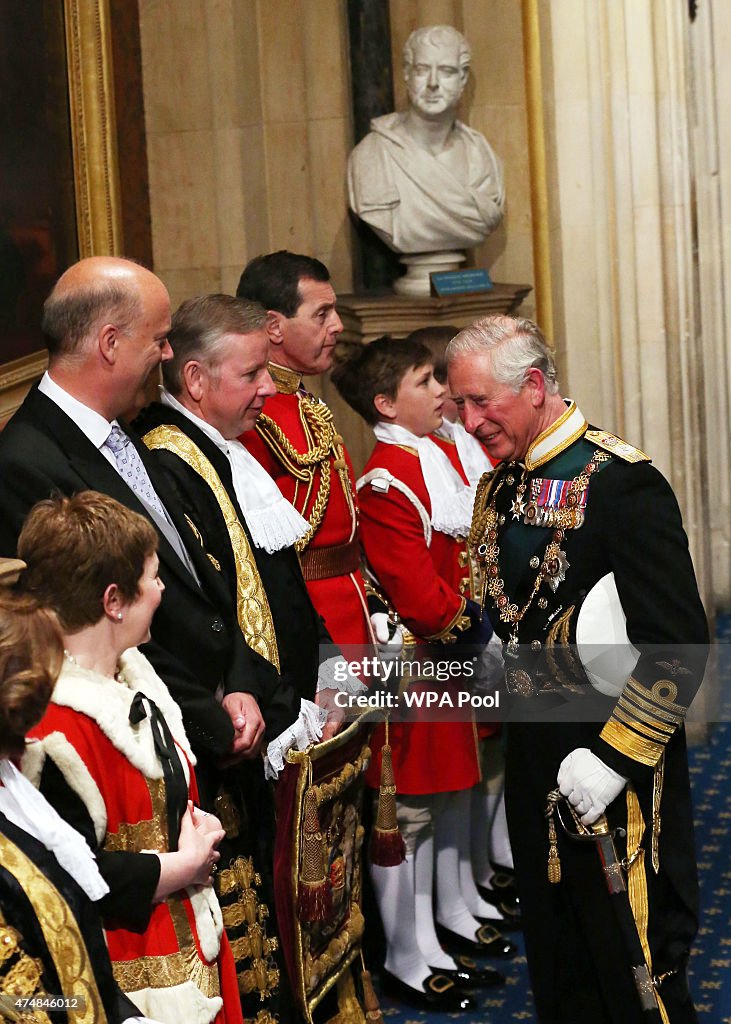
[369, 720, 406, 867]
[297, 787, 332, 922]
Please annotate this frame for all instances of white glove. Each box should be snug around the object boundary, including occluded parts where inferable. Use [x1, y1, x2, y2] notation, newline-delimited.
[370, 612, 403, 663]
[557, 747, 628, 826]
[263, 699, 328, 780]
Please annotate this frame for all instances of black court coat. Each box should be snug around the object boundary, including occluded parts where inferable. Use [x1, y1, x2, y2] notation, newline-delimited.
[0, 385, 270, 761]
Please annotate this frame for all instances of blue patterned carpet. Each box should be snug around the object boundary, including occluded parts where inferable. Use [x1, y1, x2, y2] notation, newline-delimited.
[373, 621, 731, 1022]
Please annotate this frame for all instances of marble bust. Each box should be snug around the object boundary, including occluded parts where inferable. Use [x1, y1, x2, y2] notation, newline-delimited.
[347, 25, 505, 295]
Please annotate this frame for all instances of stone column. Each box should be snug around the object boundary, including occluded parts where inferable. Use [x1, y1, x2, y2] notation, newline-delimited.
[526, 0, 717, 606]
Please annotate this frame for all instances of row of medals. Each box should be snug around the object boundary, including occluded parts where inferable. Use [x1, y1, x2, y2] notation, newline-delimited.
[475, 461, 602, 658]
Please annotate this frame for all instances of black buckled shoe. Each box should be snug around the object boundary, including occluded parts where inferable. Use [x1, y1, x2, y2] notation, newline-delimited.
[489, 863, 517, 889]
[380, 969, 476, 1011]
[436, 921, 518, 958]
[429, 954, 505, 989]
[476, 885, 522, 928]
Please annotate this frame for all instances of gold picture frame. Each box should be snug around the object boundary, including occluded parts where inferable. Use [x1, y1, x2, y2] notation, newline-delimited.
[0, 0, 122, 424]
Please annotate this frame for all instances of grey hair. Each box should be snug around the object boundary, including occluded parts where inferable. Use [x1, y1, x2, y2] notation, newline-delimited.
[403, 25, 471, 72]
[163, 294, 267, 396]
[446, 315, 559, 394]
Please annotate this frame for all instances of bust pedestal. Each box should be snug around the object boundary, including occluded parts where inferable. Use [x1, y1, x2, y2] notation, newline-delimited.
[394, 251, 466, 296]
[336, 282, 532, 343]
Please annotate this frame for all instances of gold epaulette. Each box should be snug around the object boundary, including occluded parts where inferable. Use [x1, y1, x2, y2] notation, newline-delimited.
[584, 429, 651, 464]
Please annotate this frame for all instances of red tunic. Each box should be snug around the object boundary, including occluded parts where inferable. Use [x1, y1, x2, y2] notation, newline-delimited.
[358, 440, 480, 795]
[242, 386, 371, 647]
[433, 432, 499, 742]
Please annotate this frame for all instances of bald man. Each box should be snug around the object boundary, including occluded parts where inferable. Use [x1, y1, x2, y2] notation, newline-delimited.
[0, 257, 285, 791]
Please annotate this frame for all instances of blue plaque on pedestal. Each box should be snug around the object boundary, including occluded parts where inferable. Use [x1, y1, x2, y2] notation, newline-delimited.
[430, 268, 493, 297]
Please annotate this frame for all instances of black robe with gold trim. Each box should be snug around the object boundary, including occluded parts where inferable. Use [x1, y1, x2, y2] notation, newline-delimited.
[470, 411, 708, 1024]
[135, 401, 333, 1024]
[0, 810, 139, 1024]
[135, 401, 328, 746]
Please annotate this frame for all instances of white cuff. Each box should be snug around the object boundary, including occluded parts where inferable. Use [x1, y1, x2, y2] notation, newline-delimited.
[316, 655, 367, 694]
[263, 699, 328, 780]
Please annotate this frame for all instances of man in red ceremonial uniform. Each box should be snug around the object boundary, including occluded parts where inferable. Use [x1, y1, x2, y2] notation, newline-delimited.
[332, 337, 512, 1012]
[235, 252, 374, 649]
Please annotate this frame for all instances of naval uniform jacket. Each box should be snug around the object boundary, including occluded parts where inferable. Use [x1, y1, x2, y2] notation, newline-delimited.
[241, 367, 372, 647]
[135, 400, 328, 741]
[0, 384, 259, 761]
[358, 439, 480, 796]
[470, 401, 708, 1023]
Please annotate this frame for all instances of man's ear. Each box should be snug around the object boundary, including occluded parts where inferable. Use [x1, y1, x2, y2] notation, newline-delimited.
[266, 311, 286, 349]
[524, 367, 547, 407]
[98, 323, 120, 365]
[373, 393, 396, 421]
[182, 360, 205, 402]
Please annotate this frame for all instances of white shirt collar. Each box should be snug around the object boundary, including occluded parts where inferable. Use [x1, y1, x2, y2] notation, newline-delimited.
[38, 371, 116, 449]
[159, 390, 308, 553]
[161, 388, 229, 453]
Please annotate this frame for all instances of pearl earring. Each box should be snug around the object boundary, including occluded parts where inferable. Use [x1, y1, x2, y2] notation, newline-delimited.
[117, 612, 123, 621]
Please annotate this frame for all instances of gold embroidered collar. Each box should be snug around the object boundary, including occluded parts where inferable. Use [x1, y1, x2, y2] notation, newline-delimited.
[524, 401, 588, 471]
[269, 362, 303, 395]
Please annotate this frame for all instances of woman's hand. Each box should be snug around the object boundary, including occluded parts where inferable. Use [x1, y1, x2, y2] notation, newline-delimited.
[154, 804, 225, 899]
[190, 802, 224, 836]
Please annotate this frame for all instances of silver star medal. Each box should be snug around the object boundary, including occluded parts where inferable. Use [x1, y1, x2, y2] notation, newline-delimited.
[545, 549, 570, 593]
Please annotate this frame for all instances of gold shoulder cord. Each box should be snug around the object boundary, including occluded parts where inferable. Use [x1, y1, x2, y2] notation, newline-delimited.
[143, 425, 280, 671]
[257, 397, 357, 553]
[0, 834, 107, 1024]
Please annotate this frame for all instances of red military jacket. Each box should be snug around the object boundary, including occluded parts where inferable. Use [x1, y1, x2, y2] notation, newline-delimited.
[241, 367, 371, 648]
[358, 438, 480, 795]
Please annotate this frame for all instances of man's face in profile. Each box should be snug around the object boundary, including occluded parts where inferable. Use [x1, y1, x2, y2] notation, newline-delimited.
[404, 38, 468, 120]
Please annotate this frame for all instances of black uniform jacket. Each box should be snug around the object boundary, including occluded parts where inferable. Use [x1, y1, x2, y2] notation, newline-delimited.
[0, 384, 267, 758]
[0, 810, 140, 1023]
[135, 401, 328, 739]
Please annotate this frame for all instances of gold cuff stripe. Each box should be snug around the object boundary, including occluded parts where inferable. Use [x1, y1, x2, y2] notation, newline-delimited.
[612, 706, 672, 744]
[143, 425, 280, 670]
[614, 701, 677, 736]
[627, 677, 687, 717]
[600, 720, 664, 767]
[619, 688, 683, 726]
